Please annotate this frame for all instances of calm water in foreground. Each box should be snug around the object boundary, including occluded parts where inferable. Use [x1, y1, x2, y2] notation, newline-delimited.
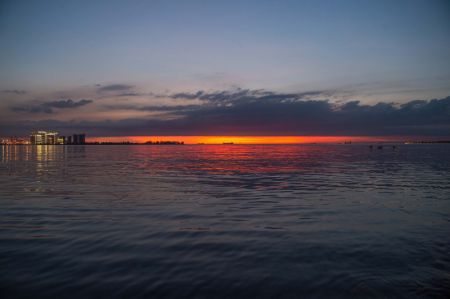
[1, 144, 449, 298]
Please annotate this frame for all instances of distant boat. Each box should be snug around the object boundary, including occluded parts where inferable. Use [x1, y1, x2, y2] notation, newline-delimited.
[222, 142, 234, 145]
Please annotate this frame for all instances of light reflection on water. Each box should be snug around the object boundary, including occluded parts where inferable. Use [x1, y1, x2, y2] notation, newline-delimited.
[0, 144, 449, 298]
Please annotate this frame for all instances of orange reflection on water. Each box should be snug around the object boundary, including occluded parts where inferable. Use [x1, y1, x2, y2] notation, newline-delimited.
[129, 143, 320, 175]
[88, 136, 398, 144]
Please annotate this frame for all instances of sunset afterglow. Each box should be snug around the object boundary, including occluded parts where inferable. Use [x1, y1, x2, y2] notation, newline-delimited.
[87, 136, 403, 144]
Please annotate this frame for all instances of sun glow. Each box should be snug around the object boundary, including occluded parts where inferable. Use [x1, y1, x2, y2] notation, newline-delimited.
[87, 136, 400, 144]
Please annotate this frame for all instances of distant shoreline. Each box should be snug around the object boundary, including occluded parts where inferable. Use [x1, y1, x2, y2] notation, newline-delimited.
[1, 141, 450, 146]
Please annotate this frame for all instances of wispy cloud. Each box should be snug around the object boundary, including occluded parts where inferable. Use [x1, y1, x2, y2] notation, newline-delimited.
[97, 84, 134, 93]
[104, 104, 199, 112]
[12, 99, 93, 114]
[2, 89, 26, 95]
[45, 99, 93, 108]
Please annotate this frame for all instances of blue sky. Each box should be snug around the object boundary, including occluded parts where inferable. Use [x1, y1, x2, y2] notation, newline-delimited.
[1, 0, 449, 136]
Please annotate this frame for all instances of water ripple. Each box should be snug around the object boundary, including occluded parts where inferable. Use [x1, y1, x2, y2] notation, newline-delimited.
[1, 144, 450, 298]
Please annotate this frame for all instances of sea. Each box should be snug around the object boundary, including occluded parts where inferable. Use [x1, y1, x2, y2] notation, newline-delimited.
[1, 144, 449, 298]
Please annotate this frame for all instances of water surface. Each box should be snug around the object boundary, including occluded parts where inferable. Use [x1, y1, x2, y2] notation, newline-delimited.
[1, 144, 449, 298]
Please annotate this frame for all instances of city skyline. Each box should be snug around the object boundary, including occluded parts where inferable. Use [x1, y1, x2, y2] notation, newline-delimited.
[29, 131, 86, 145]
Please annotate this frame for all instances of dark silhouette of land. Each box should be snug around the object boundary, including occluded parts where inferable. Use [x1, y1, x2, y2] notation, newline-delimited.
[87, 141, 184, 145]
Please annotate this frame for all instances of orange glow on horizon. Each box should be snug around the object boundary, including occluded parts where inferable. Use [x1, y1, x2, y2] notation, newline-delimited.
[87, 136, 403, 144]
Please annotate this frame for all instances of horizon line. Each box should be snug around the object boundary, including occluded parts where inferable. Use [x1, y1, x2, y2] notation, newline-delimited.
[85, 135, 443, 145]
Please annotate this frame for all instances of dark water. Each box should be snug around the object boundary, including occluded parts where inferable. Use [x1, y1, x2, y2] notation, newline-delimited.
[1, 144, 449, 298]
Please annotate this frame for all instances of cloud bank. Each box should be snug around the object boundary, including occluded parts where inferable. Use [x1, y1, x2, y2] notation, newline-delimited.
[2, 89, 450, 137]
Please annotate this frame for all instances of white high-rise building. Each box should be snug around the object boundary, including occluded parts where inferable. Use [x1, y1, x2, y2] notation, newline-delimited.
[30, 131, 59, 145]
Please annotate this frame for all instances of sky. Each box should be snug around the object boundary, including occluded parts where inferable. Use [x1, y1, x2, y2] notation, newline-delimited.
[0, 0, 449, 138]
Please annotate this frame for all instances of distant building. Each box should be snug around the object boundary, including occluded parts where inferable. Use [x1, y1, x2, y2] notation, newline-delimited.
[29, 131, 86, 145]
[30, 131, 59, 145]
[46, 132, 58, 145]
[72, 134, 86, 145]
[30, 131, 45, 144]
[78, 134, 86, 144]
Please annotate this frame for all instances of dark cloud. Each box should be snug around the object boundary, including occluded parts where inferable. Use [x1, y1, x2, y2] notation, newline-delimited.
[104, 104, 199, 112]
[11, 99, 93, 114]
[3, 89, 450, 137]
[44, 99, 93, 108]
[167, 89, 332, 105]
[97, 84, 133, 92]
[2, 89, 26, 95]
[117, 92, 142, 97]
